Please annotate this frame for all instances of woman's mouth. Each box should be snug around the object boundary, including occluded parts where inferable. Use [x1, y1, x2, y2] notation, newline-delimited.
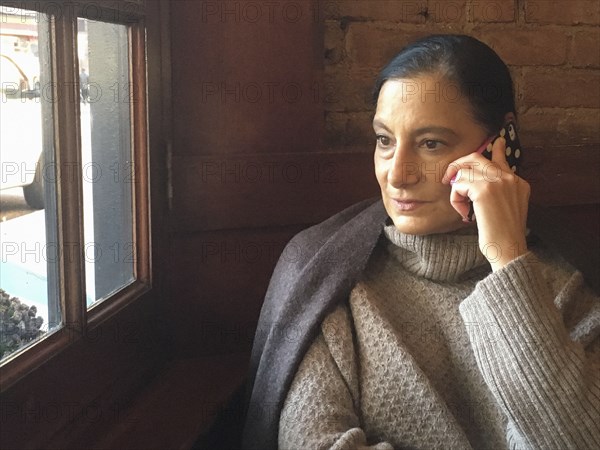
[392, 199, 427, 211]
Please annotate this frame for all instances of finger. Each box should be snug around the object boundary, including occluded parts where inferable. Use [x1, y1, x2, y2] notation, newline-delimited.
[448, 182, 472, 220]
[491, 136, 510, 168]
[443, 160, 460, 184]
[443, 160, 482, 185]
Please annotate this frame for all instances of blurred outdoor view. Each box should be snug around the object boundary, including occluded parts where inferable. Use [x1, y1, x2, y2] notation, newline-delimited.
[0, 6, 58, 362]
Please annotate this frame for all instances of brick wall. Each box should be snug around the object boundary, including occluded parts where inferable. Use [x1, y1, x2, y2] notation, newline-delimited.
[323, 0, 600, 149]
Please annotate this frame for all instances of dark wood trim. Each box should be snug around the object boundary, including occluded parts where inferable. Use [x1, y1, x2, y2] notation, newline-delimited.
[0, 328, 72, 392]
[76, 0, 147, 22]
[130, 18, 151, 285]
[52, 0, 87, 338]
[86, 280, 151, 328]
[157, 0, 173, 217]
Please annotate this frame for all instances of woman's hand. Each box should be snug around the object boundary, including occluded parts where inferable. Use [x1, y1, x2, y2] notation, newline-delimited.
[443, 137, 531, 271]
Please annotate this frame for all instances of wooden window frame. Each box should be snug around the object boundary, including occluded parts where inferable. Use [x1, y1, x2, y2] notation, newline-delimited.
[0, 0, 151, 392]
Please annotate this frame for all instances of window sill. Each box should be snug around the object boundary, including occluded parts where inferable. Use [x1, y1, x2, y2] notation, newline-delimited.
[0, 280, 151, 393]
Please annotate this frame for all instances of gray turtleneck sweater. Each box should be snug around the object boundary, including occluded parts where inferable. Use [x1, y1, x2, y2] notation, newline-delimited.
[278, 226, 600, 449]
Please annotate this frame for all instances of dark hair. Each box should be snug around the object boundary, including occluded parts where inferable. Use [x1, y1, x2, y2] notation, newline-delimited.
[373, 34, 516, 135]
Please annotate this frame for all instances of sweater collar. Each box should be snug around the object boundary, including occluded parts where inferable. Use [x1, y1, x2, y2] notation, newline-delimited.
[382, 223, 490, 282]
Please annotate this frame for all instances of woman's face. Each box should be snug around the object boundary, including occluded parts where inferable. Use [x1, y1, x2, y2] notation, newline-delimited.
[373, 74, 490, 235]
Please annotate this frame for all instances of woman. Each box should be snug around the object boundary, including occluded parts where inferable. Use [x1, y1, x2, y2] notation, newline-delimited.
[242, 35, 600, 449]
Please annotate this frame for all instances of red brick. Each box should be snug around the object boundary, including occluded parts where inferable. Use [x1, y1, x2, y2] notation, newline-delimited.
[325, 0, 468, 24]
[324, 20, 346, 65]
[347, 111, 377, 145]
[346, 23, 431, 68]
[479, 28, 568, 66]
[324, 67, 377, 112]
[523, 69, 600, 108]
[326, 111, 375, 147]
[570, 30, 600, 68]
[427, 0, 468, 23]
[508, 65, 522, 97]
[325, 20, 345, 48]
[471, 0, 516, 23]
[325, 112, 348, 146]
[518, 108, 565, 147]
[326, 0, 427, 23]
[520, 107, 600, 146]
[525, 0, 600, 25]
[561, 108, 600, 143]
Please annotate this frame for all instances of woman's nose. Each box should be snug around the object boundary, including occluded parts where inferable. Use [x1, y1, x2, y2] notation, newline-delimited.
[388, 145, 420, 187]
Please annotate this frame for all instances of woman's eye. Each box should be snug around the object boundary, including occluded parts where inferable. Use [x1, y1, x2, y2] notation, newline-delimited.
[376, 135, 392, 147]
[421, 139, 443, 150]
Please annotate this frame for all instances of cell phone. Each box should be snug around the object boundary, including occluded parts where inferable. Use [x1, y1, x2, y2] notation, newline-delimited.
[478, 121, 523, 174]
[466, 121, 523, 221]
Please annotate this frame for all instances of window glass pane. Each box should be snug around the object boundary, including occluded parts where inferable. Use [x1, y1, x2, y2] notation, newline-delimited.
[77, 18, 135, 308]
[1, 6, 61, 362]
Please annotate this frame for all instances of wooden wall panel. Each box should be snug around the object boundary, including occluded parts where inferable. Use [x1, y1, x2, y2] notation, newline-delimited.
[170, 151, 380, 232]
[167, 226, 306, 356]
[521, 145, 600, 206]
[170, 0, 324, 155]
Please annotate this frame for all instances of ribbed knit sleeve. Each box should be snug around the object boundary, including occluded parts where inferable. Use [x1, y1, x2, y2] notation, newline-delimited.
[459, 251, 600, 449]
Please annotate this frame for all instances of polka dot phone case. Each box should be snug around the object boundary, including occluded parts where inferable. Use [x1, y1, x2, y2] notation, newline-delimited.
[480, 121, 522, 174]
[467, 121, 522, 221]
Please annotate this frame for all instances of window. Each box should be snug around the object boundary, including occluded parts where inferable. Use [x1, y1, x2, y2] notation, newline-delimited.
[0, 0, 149, 389]
[78, 18, 136, 307]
